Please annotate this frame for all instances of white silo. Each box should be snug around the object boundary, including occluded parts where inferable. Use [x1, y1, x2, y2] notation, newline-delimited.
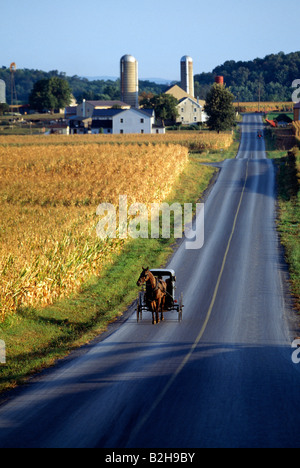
[120, 55, 139, 108]
[180, 56, 194, 98]
[0, 80, 6, 104]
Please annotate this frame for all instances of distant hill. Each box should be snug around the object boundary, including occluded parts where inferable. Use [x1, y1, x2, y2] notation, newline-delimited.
[194, 51, 300, 101]
[84, 76, 119, 82]
[84, 76, 174, 85]
[143, 78, 175, 85]
[1, 51, 299, 104]
[0, 67, 168, 104]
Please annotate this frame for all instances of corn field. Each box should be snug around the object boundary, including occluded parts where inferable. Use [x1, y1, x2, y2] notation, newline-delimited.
[0, 131, 233, 152]
[234, 102, 293, 113]
[293, 121, 300, 138]
[0, 143, 189, 321]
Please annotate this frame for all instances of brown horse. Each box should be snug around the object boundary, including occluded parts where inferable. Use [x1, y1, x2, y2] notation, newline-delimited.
[137, 267, 167, 324]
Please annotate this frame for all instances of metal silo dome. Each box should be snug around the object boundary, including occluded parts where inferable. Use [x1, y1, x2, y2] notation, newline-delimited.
[121, 54, 137, 63]
[181, 55, 193, 62]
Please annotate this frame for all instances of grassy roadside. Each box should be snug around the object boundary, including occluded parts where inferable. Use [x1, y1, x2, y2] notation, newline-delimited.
[0, 137, 240, 394]
[265, 134, 300, 314]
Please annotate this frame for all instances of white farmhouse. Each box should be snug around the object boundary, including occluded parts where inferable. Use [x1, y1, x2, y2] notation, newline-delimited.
[113, 108, 155, 134]
[166, 84, 207, 125]
[69, 107, 165, 134]
[177, 97, 207, 125]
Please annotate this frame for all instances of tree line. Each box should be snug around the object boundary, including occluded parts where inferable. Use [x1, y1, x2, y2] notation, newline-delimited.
[194, 51, 300, 102]
[1, 51, 299, 106]
[0, 67, 167, 105]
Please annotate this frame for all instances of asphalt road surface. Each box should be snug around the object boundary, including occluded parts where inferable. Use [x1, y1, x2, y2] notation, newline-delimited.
[0, 114, 300, 448]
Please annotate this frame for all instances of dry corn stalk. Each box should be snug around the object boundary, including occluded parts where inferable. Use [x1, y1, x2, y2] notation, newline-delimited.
[0, 143, 189, 321]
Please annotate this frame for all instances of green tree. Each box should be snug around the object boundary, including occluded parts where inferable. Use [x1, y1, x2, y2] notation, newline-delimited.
[49, 77, 72, 110]
[204, 84, 236, 132]
[29, 77, 72, 112]
[140, 93, 178, 124]
[0, 103, 9, 115]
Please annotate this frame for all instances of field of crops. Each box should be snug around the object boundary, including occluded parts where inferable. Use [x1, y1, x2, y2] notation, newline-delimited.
[293, 121, 300, 138]
[0, 143, 189, 322]
[234, 102, 293, 113]
[0, 129, 235, 323]
[0, 131, 233, 152]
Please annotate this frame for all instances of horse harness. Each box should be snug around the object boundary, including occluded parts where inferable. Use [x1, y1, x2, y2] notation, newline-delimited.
[148, 275, 174, 300]
[156, 277, 167, 292]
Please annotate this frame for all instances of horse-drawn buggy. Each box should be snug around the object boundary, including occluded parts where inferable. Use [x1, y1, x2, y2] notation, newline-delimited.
[136, 267, 183, 324]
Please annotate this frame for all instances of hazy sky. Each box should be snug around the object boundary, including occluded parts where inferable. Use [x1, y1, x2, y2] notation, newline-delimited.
[1, 0, 299, 80]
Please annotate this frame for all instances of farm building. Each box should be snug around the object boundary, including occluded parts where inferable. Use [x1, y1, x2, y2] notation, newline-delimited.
[294, 102, 300, 121]
[166, 84, 207, 125]
[120, 55, 139, 108]
[76, 100, 130, 118]
[110, 108, 154, 135]
[181, 56, 194, 97]
[65, 106, 77, 119]
[177, 96, 207, 125]
[166, 84, 192, 101]
[68, 107, 164, 135]
[68, 116, 92, 134]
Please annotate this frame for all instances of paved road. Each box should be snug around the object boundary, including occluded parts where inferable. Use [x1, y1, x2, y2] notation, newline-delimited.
[0, 114, 300, 448]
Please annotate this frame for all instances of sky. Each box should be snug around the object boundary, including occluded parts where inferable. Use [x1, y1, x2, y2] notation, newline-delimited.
[1, 0, 300, 81]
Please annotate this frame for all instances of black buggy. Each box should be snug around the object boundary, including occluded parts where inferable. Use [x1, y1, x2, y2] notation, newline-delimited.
[137, 269, 183, 323]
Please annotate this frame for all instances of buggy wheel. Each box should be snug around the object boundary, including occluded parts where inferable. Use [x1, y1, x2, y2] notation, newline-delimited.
[178, 308, 183, 322]
[178, 292, 183, 322]
[137, 292, 144, 322]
